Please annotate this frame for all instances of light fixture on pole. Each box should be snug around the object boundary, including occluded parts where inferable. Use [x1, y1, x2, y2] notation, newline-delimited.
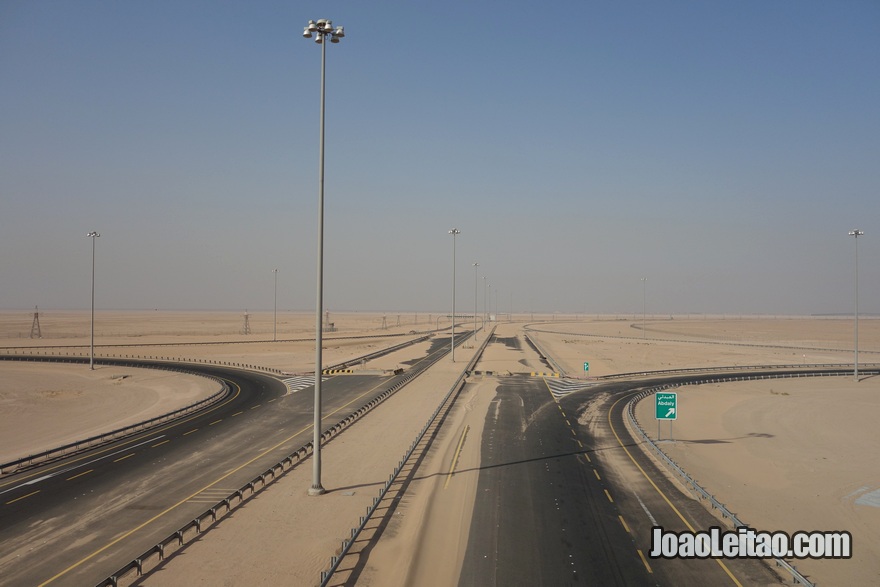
[87, 231, 100, 370]
[849, 229, 864, 382]
[449, 228, 461, 361]
[273, 268, 278, 342]
[473, 262, 479, 342]
[641, 277, 647, 340]
[303, 17, 344, 497]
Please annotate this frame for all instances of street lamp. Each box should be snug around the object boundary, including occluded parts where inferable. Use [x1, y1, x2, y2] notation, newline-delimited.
[483, 276, 488, 323]
[87, 231, 100, 370]
[487, 283, 491, 322]
[273, 268, 278, 342]
[449, 229, 461, 361]
[473, 262, 479, 342]
[641, 277, 647, 340]
[849, 229, 864, 382]
[303, 17, 345, 497]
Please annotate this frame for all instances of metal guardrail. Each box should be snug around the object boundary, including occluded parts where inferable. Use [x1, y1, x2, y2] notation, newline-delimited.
[522, 332, 567, 377]
[325, 333, 433, 370]
[318, 326, 493, 587]
[95, 330, 475, 587]
[523, 324, 880, 356]
[0, 334, 436, 475]
[597, 362, 880, 381]
[0, 357, 229, 476]
[623, 369, 880, 587]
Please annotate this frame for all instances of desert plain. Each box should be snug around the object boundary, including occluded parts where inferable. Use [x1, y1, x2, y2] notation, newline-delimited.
[1, 310, 878, 586]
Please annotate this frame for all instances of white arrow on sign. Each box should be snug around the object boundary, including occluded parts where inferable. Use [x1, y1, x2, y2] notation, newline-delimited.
[665, 407, 675, 418]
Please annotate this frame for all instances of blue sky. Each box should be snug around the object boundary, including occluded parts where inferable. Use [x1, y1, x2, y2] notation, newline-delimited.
[1, 1, 878, 315]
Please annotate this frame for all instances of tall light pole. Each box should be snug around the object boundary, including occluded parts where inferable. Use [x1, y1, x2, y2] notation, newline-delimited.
[303, 17, 344, 496]
[272, 268, 278, 342]
[473, 262, 479, 341]
[849, 230, 864, 382]
[449, 228, 461, 361]
[483, 276, 488, 323]
[87, 231, 100, 370]
[641, 277, 647, 339]
[487, 283, 492, 321]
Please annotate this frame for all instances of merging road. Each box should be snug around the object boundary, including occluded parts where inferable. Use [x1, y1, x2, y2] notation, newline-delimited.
[459, 374, 786, 586]
[0, 360, 421, 587]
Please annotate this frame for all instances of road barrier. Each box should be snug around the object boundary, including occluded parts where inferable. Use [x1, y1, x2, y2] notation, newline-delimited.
[522, 332, 567, 377]
[317, 326, 493, 587]
[94, 330, 476, 587]
[0, 357, 229, 476]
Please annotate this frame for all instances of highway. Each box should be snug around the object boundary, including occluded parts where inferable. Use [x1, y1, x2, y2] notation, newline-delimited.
[458, 374, 785, 586]
[0, 362, 409, 587]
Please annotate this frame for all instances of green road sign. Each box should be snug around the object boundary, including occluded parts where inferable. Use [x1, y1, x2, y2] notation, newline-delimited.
[584, 362, 590, 372]
[655, 392, 677, 420]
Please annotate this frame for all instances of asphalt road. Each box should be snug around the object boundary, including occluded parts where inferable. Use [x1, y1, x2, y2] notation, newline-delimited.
[458, 374, 784, 587]
[0, 363, 403, 587]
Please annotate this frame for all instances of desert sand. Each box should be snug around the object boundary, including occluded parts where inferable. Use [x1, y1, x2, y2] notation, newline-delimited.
[2, 312, 878, 586]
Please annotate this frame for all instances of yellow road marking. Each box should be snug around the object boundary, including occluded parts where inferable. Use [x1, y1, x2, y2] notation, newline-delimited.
[444, 425, 470, 489]
[608, 393, 742, 586]
[151, 440, 170, 448]
[250, 404, 261, 409]
[183, 429, 198, 436]
[40, 372, 399, 585]
[231, 411, 243, 417]
[66, 469, 94, 481]
[619, 515, 630, 533]
[6, 490, 40, 504]
[576, 439, 583, 448]
[637, 549, 653, 573]
[209, 420, 222, 426]
[593, 469, 601, 481]
[604, 489, 614, 503]
[113, 453, 135, 463]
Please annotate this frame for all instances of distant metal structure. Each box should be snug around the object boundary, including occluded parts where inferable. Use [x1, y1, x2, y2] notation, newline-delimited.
[30, 306, 42, 339]
[381, 314, 387, 329]
[241, 311, 251, 335]
[323, 310, 336, 332]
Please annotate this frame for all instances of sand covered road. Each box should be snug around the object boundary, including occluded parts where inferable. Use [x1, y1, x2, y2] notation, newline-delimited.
[0, 311, 445, 463]
[2, 312, 879, 585]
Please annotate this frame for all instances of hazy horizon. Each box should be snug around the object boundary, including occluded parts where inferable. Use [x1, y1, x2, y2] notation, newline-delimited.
[2, 2, 878, 316]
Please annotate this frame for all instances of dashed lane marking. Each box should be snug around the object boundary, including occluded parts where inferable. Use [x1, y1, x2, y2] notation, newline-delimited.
[6, 490, 39, 505]
[66, 469, 94, 481]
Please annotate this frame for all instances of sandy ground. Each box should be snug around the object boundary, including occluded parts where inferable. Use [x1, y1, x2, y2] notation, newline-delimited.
[3, 312, 879, 586]
[634, 377, 880, 586]
[0, 363, 219, 463]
